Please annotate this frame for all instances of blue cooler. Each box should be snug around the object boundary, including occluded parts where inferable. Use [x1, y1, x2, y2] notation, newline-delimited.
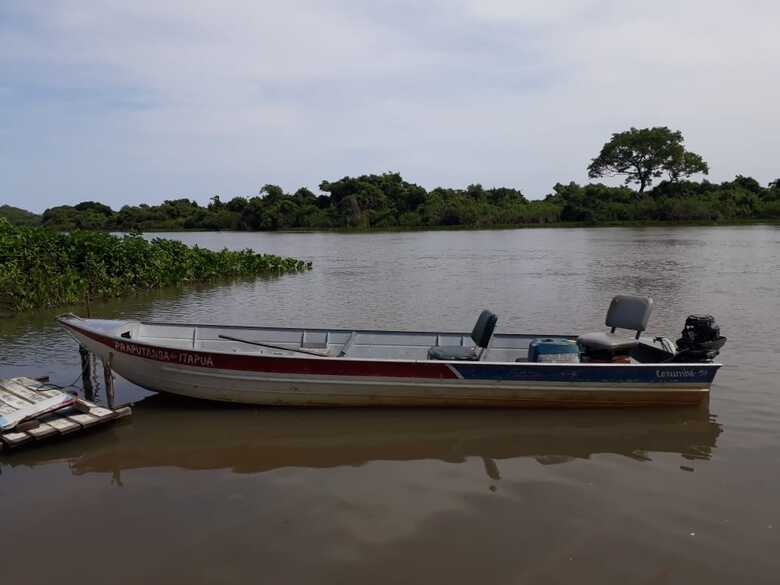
[527, 338, 580, 363]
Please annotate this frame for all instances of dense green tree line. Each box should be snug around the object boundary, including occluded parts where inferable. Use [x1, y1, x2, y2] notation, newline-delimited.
[19, 172, 780, 232]
[33, 173, 548, 231]
[547, 176, 780, 223]
[4, 128, 778, 231]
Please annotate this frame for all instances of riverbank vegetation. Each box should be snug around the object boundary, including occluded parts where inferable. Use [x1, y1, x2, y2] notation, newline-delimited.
[0, 205, 41, 226]
[21, 173, 779, 232]
[0, 219, 311, 312]
[5, 127, 780, 231]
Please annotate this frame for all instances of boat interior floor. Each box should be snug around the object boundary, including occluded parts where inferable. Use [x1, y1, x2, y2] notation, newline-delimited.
[118, 322, 674, 364]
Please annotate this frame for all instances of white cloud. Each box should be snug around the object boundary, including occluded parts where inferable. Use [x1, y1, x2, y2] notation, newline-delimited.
[463, 0, 593, 24]
[1, 0, 779, 210]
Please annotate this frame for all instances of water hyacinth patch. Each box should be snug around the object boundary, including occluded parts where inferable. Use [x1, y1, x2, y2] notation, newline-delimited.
[0, 218, 311, 312]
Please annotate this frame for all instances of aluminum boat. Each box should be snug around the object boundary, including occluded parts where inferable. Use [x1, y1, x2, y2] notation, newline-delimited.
[58, 295, 726, 408]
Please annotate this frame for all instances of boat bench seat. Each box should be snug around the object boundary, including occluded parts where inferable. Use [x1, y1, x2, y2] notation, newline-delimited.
[576, 331, 639, 353]
[428, 310, 497, 362]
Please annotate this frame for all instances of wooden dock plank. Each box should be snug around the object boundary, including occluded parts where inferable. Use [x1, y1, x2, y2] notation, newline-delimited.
[74, 399, 115, 420]
[1, 379, 51, 403]
[67, 413, 101, 427]
[76, 398, 98, 409]
[114, 406, 133, 419]
[0, 393, 77, 432]
[45, 416, 81, 434]
[0, 387, 32, 409]
[11, 377, 64, 399]
[1, 377, 132, 449]
[89, 406, 115, 420]
[16, 419, 43, 432]
[26, 422, 58, 440]
[1, 431, 33, 447]
[0, 402, 16, 416]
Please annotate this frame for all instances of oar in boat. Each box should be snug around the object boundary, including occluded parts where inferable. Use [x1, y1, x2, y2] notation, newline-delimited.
[217, 334, 328, 357]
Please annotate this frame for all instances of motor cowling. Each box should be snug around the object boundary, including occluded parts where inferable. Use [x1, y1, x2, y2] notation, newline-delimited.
[675, 314, 726, 362]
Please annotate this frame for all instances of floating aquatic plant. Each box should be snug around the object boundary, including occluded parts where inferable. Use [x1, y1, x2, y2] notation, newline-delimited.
[0, 218, 311, 312]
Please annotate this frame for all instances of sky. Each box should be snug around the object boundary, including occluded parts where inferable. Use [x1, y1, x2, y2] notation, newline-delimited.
[1, 0, 779, 212]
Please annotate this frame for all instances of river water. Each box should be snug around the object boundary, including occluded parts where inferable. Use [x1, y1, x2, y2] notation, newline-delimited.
[1, 226, 779, 584]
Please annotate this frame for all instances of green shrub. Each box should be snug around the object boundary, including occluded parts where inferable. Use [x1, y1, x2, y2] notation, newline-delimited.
[0, 218, 311, 312]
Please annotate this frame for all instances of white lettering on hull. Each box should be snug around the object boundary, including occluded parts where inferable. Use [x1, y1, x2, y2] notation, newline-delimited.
[114, 341, 215, 368]
[655, 368, 707, 379]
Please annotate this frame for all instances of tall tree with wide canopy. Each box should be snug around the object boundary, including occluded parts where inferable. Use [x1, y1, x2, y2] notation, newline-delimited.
[588, 127, 708, 193]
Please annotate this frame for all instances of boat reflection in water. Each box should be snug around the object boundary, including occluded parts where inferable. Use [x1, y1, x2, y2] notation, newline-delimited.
[8, 395, 722, 480]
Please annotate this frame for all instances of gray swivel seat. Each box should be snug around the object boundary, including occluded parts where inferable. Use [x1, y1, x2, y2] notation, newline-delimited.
[428, 310, 498, 361]
[577, 295, 653, 359]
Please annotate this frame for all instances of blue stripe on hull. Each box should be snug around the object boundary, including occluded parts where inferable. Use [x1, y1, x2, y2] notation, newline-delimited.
[452, 364, 718, 385]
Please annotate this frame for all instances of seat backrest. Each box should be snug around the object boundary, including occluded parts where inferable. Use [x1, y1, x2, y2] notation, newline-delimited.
[471, 310, 498, 348]
[605, 295, 653, 334]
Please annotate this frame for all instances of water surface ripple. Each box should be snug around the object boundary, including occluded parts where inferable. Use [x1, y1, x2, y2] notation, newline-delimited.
[1, 226, 779, 584]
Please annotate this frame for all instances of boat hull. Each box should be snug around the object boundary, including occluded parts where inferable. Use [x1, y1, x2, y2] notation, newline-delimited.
[60, 318, 717, 408]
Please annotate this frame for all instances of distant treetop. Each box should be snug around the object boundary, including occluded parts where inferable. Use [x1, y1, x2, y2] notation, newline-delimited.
[0, 204, 41, 226]
[588, 126, 709, 193]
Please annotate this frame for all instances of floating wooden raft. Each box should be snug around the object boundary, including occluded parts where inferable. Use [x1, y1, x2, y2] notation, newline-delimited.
[0, 377, 131, 451]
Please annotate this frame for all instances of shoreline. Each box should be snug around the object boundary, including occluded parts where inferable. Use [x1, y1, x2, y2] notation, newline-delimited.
[110, 219, 780, 235]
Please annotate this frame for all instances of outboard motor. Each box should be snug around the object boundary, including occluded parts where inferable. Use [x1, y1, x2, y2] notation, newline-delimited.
[674, 315, 726, 362]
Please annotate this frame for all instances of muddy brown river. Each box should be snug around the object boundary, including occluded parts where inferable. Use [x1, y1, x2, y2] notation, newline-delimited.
[1, 226, 779, 584]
